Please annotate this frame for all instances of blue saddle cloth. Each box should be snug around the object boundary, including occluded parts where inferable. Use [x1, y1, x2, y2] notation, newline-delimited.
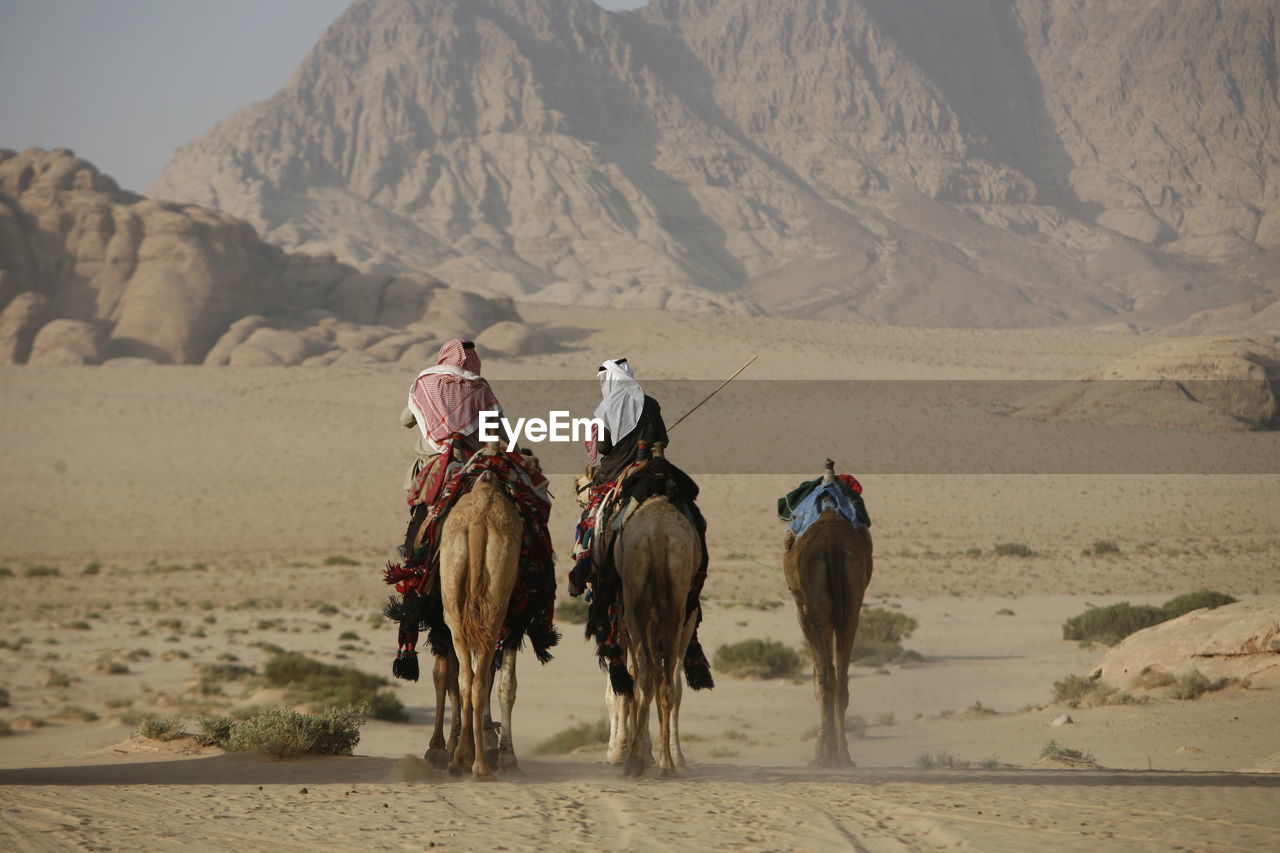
[787, 482, 865, 539]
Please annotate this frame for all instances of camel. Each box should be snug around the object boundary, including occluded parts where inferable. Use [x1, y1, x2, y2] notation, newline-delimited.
[783, 459, 873, 768]
[435, 464, 526, 779]
[576, 449, 701, 777]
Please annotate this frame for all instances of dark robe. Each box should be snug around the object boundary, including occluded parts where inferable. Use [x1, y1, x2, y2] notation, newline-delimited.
[594, 394, 667, 485]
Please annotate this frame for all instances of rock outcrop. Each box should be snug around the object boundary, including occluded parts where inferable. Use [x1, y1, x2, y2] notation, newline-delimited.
[0, 148, 542, 364]
[149, 0, 1279, 328]
[1096, 597, 1280, 687]
[1011, 334, 1280, 430]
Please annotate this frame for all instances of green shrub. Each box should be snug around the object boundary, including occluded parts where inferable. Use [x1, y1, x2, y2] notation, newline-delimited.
[1051, 674, 1119, 707]
[1161, 590, 1237, 620]
[993, 543, 1034, 558]
[194, 714, 236, 748]
[852, 608, 920, 666]
[82, 561, 102, 575]
[979, 756, 1001, 769]
[1063, 591, 1238, 646]
[201, 663, 256, 681]
[1129, 668, 1176, 690]
[1089, 540, 1120, 555]
[913, 751, 968, 769]
[225, 706, 364, 757]
[1061, 603, 1167, 645]
[555, 598, 589, 625]
[713, 639, 802, 679]
[532, 719, 610, 755]
[338, 631, 360, 641]
[323, 556, 359, 567]
[45, 669, 72, 688]
[0, 566, 13, 577]
[263, 653, 406, 722]
[1039, 740, 1094, 764]
[137, 714, 186, 742]
[25, 565, 60, 577]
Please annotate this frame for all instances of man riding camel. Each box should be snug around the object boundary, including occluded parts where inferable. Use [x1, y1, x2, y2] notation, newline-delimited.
[400, 337, 511, 558]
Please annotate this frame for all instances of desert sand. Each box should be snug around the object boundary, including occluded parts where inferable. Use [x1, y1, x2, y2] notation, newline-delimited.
[2, 308, 1279, 851]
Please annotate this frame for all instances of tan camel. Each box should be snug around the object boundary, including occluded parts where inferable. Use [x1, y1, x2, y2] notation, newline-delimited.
[575, 461, 698, 775]
[436, 466, 525, 779]
[783, 459, 873, 768]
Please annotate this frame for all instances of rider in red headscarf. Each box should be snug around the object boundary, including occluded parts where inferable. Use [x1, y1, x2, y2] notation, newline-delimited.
[400, 338, 503, 492]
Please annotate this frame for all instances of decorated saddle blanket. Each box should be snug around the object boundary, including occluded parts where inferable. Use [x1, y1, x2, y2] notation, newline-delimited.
[384, 442, 558, 681]
[779, 475, 871, 540]
[572, 456, 713, 695]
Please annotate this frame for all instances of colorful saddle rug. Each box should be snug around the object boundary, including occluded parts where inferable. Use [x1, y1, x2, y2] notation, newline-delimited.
[384, 442, 558, 681]
[778, 474, 871, 539]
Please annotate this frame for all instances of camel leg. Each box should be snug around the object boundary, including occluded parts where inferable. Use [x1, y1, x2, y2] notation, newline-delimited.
[625, 641, 653, 778]
[795, 591, 836, 768]
[468, 645, 499, 780]
[672, 612, 697, 770]
[496, 650, 521, 774]
[656, 647, 679, 776]
[833, 612, 857, 769]
[450, 640, 476, 775]
[605, 674, 630, 765]
[425, 652, 453, 769]
[446, 652, 462, 758]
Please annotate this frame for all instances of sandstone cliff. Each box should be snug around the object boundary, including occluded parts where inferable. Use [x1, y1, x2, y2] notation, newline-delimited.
[149, 0, 1279, 328]
[0, 147, 534, 365]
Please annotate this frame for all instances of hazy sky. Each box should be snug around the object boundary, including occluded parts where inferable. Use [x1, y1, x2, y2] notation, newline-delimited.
[0, 0, 647, 192]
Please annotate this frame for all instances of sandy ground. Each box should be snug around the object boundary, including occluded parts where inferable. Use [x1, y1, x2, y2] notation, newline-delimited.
[2, 307, 1279, 851]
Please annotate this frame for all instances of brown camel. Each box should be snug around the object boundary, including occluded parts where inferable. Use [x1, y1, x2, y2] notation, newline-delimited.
[612, 492, 702, 777]
[783, 459, 873, 768]
[436, 466, 525, 779]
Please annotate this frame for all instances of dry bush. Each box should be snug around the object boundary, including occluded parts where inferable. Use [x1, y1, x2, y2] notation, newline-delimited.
[137, 715, 186, 742]
[532, 719, 610, 755]
[263, 652, 406, 722]
[713, 639, 802, 679]
[225, 706, 364, 757]
[555, 598, 589, 625]
[1167, 669, 1237, 700]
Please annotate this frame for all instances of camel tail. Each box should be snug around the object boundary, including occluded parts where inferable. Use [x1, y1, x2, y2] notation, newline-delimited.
[461, 510, 492, 653]
[826, 544, 848, 640]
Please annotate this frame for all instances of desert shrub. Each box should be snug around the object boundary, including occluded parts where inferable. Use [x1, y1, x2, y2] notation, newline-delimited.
[1061, 602, 1166, 645]
[262, 652, 406, 722]
[995, 608, 1015, 616]
[532, 718, 610, 755]
[713, 639, 802, 679]
[338, 631, 360, 641]
[137, 714, 186, 742]
[1167, 669, 1236, 700]
[853, 608, 919, 665]
[1051, 674, 1121, 707]
[1129, 668, 1177, 690]
[323, 556, 359, 567]
[226, 706, 364, 757]
[0, 687, 9, 708]
[0, 719, 11, 736]
[0, 566, 13, 577]
[53, 705, 99, 722]
[913, 751, 967, 769]
[82, 561, 102, 575]
[106, 662, 130, 675]
[993, 543, 1034, 558]
[1161, 590, 1236, 620]
[1039, 740, 1094, 763]
[1063, 591, 1238, 646]
[25, 565, 60, 577]
[845, 714, 867, 739]
[1090, 540, 1121, 555]
[44, 669, 72, 688]
[873, 711, 895, 726]
[555, 598, 589, 625]
[979, 756, 1001, 769]
[965, 548, 983, 558]
[194, 714, 236, 748]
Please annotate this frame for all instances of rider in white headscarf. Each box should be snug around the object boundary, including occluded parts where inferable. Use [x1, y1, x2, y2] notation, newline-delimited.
[588, 357, 669, 485]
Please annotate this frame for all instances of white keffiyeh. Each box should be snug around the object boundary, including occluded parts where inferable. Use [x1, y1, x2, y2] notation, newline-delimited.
[594, 358, 644, 441]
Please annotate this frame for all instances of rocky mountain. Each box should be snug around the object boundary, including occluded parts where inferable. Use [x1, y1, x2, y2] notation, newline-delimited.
[148, 0, 1280, 329]
[0, 147, 540, 365]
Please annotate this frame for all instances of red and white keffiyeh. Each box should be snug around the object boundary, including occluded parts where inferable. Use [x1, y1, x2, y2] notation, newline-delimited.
[407, 338, 500, 443]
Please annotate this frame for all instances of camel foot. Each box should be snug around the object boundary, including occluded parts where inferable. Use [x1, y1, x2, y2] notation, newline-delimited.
[659, 765, 677, 778]
[497, 751, 521, 774]
[623, 756, 646, 778]
[448, 765, 467, 778]
[484, 747, 500, 769]
[424, 748, 450, 770]
[472, 768, 497, 782]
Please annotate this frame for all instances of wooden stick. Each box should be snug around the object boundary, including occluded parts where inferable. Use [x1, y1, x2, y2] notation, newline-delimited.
[667, 354, 758, 432]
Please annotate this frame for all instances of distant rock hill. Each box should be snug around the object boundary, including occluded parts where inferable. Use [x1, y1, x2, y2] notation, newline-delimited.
[149, 0, 1279, 329]
[0, 148, 543, 365]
